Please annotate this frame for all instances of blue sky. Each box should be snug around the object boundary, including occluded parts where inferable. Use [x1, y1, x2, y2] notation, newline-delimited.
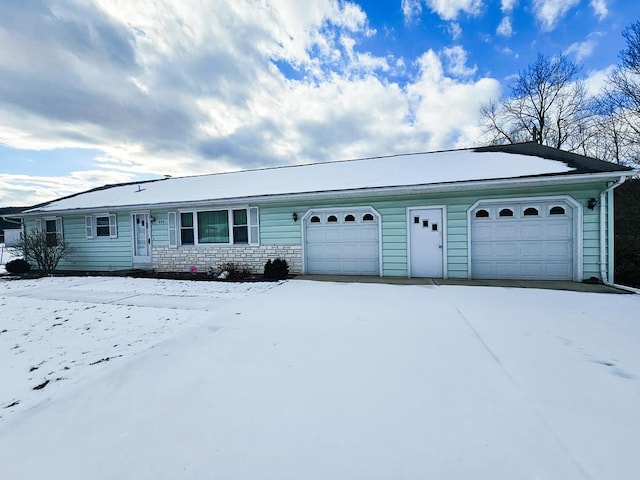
[0, 0, 638, 206]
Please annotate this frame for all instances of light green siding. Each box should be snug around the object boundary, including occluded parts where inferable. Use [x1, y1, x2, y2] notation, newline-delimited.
[23, 214, 133, 271]
[25, 181, 612, 278]
[259, 182, 610, 279]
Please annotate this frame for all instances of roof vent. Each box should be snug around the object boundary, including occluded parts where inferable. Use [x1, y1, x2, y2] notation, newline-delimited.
[135, 185, 145, 193]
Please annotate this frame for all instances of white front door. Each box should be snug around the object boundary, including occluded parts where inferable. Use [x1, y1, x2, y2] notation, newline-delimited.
[132, 213, 151, 265]
[409, 208, 444, 278]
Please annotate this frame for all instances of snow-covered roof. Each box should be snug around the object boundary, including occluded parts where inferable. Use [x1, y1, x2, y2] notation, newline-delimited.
[26, 143, 634, 213]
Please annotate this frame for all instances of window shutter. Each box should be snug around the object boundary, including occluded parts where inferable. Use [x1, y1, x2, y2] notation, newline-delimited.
[109, 214, 118, 238]
[248, 207, 259, 245]
[35, 218, 43, 232]
[85, 216, 94, 239]
[168, 212, 177, 247]
[55, 217, 64, 241]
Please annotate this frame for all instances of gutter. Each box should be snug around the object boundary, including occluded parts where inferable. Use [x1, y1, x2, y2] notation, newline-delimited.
[17, 171, 635, 217]
[1, 216, 23, 226]
[600, 176, 627, 286]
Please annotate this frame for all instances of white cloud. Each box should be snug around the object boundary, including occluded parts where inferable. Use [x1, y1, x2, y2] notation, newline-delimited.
[442, 46, 478, 77]
[590, 0, 608, 21]
[402, 0, 483, 22]
[408, 50, 500, 148]
[501, 0, 518, 12]
[565, 40, 597, 62]
[0, 0, 502, 205]
[449, 22, 463, 40]
[497, 16, 513, 37]
[584, 65, 615, 97]
[533, 0, 580, 31]
[401, 0, 423, 22]
[426, 0, 484, 21]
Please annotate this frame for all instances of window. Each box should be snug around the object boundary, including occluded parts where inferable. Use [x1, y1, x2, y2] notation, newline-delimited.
[85, 214, 117, 239]
[198, 210, 229, 243]
[475, 209, 490, 218]
[327, 215, 338, 223]
[523, 207, 539, 217]
[499, 208, 514, 217]
[363, 213, 374, 222]
[180, 213, 195, 245]
[36, 217, 62, 246]
[177, 207, 259, 246]
[344, 214, 355, 222]
[45, 219, 60, 246]
[549, 206, 566, 215]
[232, 209, 248, 244]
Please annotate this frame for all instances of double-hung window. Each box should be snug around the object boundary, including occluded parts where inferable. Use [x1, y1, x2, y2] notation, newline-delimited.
[172, 207, 259, 246]
[35, 217, 63, 246]
[85, 214, 118, 239]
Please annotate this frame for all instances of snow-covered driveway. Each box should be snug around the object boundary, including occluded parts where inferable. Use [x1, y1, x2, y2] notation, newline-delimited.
[1, 277, 639, 479]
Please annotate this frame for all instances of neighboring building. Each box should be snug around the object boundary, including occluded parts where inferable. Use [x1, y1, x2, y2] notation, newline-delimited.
[15, 143, 637, 283]
[0, 207, 24, 245]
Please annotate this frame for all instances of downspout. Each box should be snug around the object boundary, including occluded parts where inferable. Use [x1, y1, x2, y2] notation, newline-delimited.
[599, 176, 626, 285]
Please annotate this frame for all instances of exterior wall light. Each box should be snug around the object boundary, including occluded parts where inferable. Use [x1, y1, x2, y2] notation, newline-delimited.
[292, 212, 298, 222]
[587, 198, 597, 210]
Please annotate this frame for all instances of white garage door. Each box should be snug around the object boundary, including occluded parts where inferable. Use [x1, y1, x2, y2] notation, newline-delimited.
[304, 209, 380, 275]
[471, 200, 574, 280]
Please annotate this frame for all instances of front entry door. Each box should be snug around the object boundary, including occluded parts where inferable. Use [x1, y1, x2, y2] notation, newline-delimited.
[409, 208, 444, 278]
[132, 213, 151, 265]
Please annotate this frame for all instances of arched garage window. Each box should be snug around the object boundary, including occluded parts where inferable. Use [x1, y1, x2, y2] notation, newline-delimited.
[499, 208, 514, 217]
[549, 206, 566, 215]
[362, 213, 374, 221]
[523, 207, 539, 216]
[344, 214, 356, 222]
[475, 209, 490, 218]
[327, 215, 338, 223]
[310, 216, 321, 223]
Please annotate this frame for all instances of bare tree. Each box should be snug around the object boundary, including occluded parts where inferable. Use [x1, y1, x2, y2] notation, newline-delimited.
[12, 230, 75, 274]
[588, 21, 640, 166]
[480, 53, 592, 150]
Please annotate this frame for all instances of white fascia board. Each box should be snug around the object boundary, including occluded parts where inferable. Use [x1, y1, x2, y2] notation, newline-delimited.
[18, 170, 637, 217]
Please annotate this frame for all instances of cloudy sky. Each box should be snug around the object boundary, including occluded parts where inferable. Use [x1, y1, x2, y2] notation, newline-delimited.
[1, 0, 638, 206]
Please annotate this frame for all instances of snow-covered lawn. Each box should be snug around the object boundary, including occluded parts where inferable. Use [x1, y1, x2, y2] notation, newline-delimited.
[0, 277, 639, 479]
[0, 243, 19, 274]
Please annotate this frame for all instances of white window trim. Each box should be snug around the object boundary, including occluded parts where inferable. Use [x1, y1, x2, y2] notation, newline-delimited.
[176, 206, 259, 247]
[85, 213, 118, 239]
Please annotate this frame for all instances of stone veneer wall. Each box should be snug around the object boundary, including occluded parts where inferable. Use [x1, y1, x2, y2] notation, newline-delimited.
[152, 245, 302, 274]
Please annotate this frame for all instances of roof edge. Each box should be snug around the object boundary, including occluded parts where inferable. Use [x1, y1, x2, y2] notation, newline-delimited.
[17, 170, 636, 217]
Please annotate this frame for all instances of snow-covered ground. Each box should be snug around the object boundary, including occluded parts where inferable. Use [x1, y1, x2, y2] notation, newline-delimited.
[0, 243, 19, 274]
[0, 277, 638, 479]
